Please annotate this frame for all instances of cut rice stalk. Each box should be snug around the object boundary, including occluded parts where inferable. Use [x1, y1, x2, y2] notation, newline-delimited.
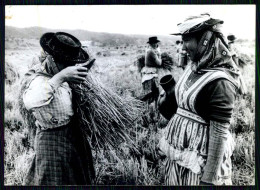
[70, 72, 144, 151]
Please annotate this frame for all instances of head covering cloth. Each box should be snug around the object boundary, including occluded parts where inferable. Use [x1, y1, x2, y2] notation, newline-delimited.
[173, 13, 245, 92]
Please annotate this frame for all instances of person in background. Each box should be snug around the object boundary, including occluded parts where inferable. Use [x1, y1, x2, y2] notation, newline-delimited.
[175, 40, 182, 53]
[227, 34, 236, 47]
[157, 13, 244, 186]
[175, 40, 188, 70]
[227, 34, 247, 95]
[227, 34, 245, 68]
[140, 36, 162, 123]
[21, 32, 95, 185]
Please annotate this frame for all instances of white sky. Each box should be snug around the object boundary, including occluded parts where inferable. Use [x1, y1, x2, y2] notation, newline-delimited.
[5, 5, 256, 39]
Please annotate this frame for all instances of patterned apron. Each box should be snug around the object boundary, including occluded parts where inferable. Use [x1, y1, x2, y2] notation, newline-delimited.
[164, 65, 235, 185]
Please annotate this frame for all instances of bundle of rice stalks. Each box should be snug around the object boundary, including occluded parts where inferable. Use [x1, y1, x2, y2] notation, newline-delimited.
[161, 52, 174, 71]
[135, 55, 145, 72]
[70, 73, 144, 151]
[135, 52, 174, 73]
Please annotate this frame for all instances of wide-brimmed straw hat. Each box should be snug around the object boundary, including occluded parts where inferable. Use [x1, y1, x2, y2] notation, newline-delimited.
[147, 36, 160, 44]
[40, 32, 89, 63]
[171, 13, 224, 36]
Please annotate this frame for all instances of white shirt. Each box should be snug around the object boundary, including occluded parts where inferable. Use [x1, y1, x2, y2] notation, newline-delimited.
[23, 75, 74, 129]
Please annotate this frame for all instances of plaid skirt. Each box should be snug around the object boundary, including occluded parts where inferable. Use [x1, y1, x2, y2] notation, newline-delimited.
[23, 120, 95, 185]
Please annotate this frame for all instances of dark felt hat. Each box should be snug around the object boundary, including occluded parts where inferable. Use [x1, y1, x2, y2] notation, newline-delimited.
[40, 32, 89, 63]
[147, 36, 160, 44]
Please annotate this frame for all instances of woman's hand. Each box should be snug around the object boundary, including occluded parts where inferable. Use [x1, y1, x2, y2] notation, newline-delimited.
[49, 65, 88, 87]
[58, 65, 88, 83]
[156, 137, 168, 158]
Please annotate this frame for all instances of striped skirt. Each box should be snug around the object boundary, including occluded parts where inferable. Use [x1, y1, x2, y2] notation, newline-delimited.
[165, 160, 201, 185]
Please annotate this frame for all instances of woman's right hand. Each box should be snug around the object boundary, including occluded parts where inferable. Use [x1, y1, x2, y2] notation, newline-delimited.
[57, 65, 89, 83]
[49, 65, 88, 87]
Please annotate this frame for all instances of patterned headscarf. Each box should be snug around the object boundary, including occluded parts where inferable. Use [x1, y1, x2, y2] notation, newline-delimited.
[175, 13, 244, 91]
[20, 50, 61, 101]
[193, 28, 241, 89]
[25, 50, 60, 79]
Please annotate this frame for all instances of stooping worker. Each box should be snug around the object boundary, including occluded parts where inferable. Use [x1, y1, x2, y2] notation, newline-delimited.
[157, 13, 243, 185]
[21, 32, 95, 185]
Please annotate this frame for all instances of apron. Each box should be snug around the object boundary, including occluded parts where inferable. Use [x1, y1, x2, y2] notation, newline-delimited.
[164, 65, 235, 185]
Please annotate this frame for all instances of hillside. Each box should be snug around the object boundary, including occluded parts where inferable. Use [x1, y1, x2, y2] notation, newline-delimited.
[5, 26, 179, 46]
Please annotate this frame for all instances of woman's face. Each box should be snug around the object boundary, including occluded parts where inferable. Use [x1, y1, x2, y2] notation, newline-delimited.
[181, 35, 198, 61]
[55, 62, 67, 71]
[55, 59, 75, 72]
[150, 43, 159, 49]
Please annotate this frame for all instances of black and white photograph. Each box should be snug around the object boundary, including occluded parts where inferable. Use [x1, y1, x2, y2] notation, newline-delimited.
[4, 5, 255, 186]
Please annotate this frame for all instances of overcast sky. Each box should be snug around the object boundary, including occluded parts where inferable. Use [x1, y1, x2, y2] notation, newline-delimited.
[5, 5, 256, 39]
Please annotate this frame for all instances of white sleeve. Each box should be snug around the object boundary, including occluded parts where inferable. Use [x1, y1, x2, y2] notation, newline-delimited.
[23, 76, 60, 110]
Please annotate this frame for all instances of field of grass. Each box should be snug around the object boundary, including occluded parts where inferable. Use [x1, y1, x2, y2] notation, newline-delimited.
[4, 37, 255, 185]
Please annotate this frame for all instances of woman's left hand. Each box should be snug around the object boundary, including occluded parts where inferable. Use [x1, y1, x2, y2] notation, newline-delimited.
[156, 137, 168, 158]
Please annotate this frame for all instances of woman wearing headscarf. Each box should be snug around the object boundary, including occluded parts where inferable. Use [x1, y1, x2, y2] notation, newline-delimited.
[157, 13, 243, 185]
[21, 32, 95, 185]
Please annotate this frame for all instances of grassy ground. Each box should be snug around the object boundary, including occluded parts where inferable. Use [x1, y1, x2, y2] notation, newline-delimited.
[4, 38, 255, 185]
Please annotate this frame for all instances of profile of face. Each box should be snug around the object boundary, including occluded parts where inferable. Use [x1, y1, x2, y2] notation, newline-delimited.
[181, 35, 198, 61]
[55, 60, 76, 72]
[43, 51, 71, 73]
[55, 62, 67, 71]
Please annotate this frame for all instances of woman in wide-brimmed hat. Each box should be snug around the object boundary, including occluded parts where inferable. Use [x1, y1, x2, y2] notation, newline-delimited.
[21, 32, 95, 185]
[141, 36, 162, 101]
[157, 13, 244, 185]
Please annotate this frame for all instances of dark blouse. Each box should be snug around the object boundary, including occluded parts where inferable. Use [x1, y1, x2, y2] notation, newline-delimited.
[196, 78, 236, 123]
[145, 49, 162, 67]
[158, 71, 237, 123]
